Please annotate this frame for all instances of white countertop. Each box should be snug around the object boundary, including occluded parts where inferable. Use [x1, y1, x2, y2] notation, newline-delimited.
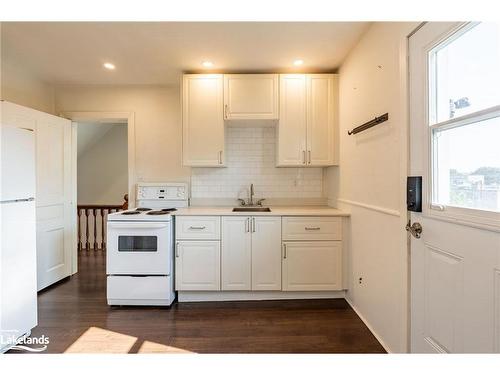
[173, 206, 349, 217]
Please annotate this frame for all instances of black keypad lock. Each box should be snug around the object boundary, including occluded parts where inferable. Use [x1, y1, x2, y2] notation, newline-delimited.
[407, 176, 422, 212]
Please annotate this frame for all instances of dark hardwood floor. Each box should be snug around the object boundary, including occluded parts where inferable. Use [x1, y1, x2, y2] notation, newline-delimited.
[16, 252, 385, 354]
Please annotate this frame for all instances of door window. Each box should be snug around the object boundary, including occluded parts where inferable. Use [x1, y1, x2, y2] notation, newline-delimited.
[429, 22, 500, 213]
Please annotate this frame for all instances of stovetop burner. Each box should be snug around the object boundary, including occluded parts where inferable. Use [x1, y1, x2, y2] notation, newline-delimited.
[121, 210, 142, 215]
[146, 210, 170, 215]
[161, 208, 177, 212]
[136, 207, 152, 211]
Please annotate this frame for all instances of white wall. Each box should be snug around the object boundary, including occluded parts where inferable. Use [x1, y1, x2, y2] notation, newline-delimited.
[1, 49, 55, 114]
[54, 85, 191, 189]
[77, 123, 128, 205]
[191, 125, 324, 201]
[326, 22, 419, 353]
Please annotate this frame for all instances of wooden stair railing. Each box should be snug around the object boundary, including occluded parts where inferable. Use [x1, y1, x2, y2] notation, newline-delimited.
[77, 194, 128, 251]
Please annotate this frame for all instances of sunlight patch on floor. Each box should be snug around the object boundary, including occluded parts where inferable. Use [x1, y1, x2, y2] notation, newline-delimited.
[137, 340, 195, 354]
[64, 327, 137, 353]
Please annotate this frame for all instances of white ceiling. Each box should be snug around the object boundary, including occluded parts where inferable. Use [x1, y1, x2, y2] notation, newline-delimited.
[1, 22, 370, 85]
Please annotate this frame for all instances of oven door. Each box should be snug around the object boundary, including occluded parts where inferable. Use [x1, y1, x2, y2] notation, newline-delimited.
[106, 221, 172, 275]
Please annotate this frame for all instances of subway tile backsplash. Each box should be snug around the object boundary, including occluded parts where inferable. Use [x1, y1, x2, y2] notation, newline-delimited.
[190, 125, 324, 199]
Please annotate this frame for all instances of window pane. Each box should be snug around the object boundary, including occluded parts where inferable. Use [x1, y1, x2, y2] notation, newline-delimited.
[432, 22, 500, 123]
[433, 115, 500, 212]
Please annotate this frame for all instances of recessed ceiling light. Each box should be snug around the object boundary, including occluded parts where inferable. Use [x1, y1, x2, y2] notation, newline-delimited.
[293, 59, 304, 66]
[103, 62, 115, 70]
[202, 61, 214, 68]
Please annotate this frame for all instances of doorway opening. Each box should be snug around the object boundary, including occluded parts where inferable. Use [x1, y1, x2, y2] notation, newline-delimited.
[76, 120, 129, 254]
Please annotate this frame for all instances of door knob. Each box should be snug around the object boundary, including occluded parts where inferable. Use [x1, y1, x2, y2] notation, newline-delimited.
[406, 220, 422, 239]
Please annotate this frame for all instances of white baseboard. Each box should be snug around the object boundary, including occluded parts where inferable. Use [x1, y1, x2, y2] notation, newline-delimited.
[345, 297, 392, 353]
[178, 290, 346, 302]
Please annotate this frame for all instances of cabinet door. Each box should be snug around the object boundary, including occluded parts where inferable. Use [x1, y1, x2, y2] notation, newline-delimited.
[221, 217, 252, 290]
[282, 241, 342, 291]
[175, 241, 220, 291]
[224, 74, 278, 120]
[182, 74, 225, 166]
[252, 217, 282, 291]
[306, 74, 337, 166]
[277, 74, 307, 166]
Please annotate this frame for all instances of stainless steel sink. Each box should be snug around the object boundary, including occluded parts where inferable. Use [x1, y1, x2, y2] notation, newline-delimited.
[232, 207, 271, 212]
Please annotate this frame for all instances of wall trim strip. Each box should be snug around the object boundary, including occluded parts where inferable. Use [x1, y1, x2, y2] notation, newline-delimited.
[336, 198, 401, 217]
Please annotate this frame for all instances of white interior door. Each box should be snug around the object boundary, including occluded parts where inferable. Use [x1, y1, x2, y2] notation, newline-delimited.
[410, 22, 500, 353]
[36, 111, 74, 291]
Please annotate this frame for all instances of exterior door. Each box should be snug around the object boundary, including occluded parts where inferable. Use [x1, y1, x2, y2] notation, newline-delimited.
[251, 217, 282, 291]
[409, 22, 500, 353]
[221, 216, 251, 290]
[35, 111, 74, 290]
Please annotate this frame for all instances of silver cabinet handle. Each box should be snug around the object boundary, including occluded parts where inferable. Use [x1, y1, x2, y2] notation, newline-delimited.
[175, 242, 180, 258]
[218, 150, 223, 165]
[189, 226, 206, 230]
[283, 243, 287, 259]
[252, 217, 256, 232]
[302, 150, 306, 164]
[245, 217, 249, 233]
[308, 150, 311, 164]
[224, 104, 228, 119]
[305, 227, 320, 230]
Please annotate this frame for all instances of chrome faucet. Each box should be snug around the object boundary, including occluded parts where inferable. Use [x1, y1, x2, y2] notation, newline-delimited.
[250, 183, 255, 206]
[237, 184, 265, 207]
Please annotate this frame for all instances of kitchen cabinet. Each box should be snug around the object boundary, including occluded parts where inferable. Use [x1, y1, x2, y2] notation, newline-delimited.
[182, 74, 225, 166]
[221, 217, 252, 290]
[221, 216, 281, 291]
[175, 240, 221, 291]
[251, 217, 282, 290]
[282, 241, 342, 291]
[277, 74, 338, 166]
[223, 74, 279, 120]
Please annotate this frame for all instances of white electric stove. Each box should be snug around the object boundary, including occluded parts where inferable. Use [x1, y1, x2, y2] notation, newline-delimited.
[106, 182, 188, 306]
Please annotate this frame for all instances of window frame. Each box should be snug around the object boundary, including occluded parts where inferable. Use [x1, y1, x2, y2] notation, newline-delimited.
[424, 22, 500, 231]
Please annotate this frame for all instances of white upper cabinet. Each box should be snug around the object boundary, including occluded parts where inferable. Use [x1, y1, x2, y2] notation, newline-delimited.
[277, 74, 307, 166]
[307, 74, 337, 166]
[277, 74, 338, 167]
[223, 74, 279, 120]
[182, 74, 225, 166]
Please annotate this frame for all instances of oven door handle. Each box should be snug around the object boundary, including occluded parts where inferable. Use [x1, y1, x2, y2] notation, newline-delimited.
[107, 222, 169, 229]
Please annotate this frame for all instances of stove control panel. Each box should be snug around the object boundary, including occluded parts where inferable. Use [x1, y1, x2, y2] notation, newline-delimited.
[136, 183, 188, 201]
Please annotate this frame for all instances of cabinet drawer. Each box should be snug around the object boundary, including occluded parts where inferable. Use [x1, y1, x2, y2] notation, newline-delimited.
[175, 216, 221, 240]
[282, 216, 341, 241]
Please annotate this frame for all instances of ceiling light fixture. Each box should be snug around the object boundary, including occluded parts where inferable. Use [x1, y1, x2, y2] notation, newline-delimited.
[202, 61, 214, 68]
[103, 62, 116, 70]
[293, 59, 304, 66]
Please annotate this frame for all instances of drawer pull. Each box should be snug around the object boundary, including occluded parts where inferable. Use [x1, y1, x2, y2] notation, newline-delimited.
[189, 226, 206, 230]
[305, 227, 321, 231]
[175, 242, 180, 258]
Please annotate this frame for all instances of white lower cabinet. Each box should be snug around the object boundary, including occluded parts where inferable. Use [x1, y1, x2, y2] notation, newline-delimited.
[221, 217, 252, 290]
[282, 241, 342, 291]
[252, 217, 282, 290]
[175, 240, 220, 291]
[221, 216, 281, 291]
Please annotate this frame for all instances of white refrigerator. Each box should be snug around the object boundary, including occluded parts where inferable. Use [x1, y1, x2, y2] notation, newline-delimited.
[0, 124, 37, 353]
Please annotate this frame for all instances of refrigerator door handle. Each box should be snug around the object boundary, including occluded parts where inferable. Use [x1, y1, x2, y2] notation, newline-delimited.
[0, 197, 35, 204]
